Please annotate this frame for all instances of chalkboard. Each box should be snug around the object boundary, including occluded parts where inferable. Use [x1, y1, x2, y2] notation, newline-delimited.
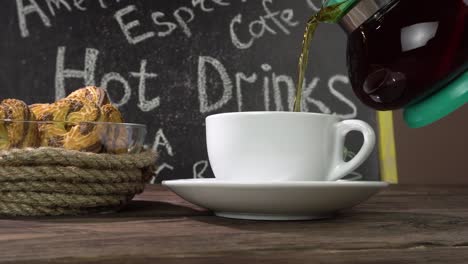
[1, 0, 385, 182]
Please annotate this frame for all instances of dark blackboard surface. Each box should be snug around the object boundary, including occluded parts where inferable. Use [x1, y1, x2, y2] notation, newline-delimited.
[1, 0, 379, 182]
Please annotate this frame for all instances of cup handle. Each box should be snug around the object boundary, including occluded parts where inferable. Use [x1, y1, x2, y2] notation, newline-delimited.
[327, 120, 376, 181]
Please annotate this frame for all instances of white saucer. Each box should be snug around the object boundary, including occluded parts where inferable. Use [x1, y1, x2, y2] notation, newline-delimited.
[162, 179, 388, 221]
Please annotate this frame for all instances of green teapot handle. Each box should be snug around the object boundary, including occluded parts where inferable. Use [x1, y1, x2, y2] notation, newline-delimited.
[404, 71, 468, 128]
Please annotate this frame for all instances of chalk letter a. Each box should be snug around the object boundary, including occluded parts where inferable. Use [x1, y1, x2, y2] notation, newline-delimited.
[16, 0, 51, 38]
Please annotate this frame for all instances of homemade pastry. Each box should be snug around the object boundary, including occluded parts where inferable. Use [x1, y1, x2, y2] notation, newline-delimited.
[29, 104, 51, 119]
[101, 104, 124, 123]
[2, 87, 127, 153]
[35, 98, 103, 152]
[69, 87, 128, 153]
[0, 99, 38, 149]
[67, 86, 110, 107]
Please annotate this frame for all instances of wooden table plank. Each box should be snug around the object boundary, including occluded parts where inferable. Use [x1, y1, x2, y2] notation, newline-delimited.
[3, 247, 467, 264]
[0, 185, 468, 263]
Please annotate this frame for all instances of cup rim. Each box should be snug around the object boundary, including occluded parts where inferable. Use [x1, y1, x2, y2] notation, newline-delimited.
[206, 111, 341, 120]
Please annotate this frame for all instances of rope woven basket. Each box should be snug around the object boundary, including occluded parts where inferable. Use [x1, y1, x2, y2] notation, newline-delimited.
[0, 147, 157, 216]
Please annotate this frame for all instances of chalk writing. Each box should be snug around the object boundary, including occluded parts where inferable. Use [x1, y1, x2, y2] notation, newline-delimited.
[113, 0, 230, 44]
[173, 7, 195, 37]
[151, 12, 177, 37]
[73, 0, 86, 11]
[15, 0, 120, 38]
[230, 0, 299, 49]
[100, 72, 131, 107]
[197, 56, 357, 118]
[45, 0, 72, 16]
[261, 63, 271, 110]
[114, 5, 156, 45]
[236, 73, 257, 112]
[272, 73, 295, 111]
[55, 46, 97, 100]
[347, 171, 363, 181]
[301, 77, 331, 113]
[193, 160, 209, 178]
[192, 0, 230, 12]
[99, 0, 108, 9]
[151, 128, 175, 182]
[152, 163, 175, 183]
[16, 0, 51, 38]
[152, 128, 174, 157]
[130, 60, 160, 112]
[198, 56, 233, 113]
[328, 75, 357, 118]
[306, 0, 327, 12]
[55, 46, 160, 111]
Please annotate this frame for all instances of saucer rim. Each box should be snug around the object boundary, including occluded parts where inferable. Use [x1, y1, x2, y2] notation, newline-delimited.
[162, 178, 389, 188]
[162, 178, 388, 221]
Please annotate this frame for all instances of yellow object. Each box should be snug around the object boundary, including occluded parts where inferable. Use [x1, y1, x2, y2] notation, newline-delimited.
[377, 111, 398, 183]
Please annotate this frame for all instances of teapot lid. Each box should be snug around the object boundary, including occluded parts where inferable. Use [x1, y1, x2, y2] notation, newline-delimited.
[404, 72, 468, 128]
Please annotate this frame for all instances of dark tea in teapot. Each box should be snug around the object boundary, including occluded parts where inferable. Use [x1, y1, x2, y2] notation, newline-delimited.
[294, 0, 467, 116]
[347, 0, 467, 110]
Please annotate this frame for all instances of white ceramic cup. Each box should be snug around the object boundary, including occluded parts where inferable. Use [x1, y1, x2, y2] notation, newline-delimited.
[206, 112, 375, 182]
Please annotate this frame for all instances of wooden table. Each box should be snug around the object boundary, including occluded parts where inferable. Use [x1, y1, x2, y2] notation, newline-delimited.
[1, 184, 468, 263]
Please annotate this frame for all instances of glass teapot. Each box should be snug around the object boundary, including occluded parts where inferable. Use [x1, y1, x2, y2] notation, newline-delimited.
[326, 0, 467, 127]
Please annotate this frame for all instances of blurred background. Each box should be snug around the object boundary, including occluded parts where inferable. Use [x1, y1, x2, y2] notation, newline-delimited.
[394, 106, 468, 184]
